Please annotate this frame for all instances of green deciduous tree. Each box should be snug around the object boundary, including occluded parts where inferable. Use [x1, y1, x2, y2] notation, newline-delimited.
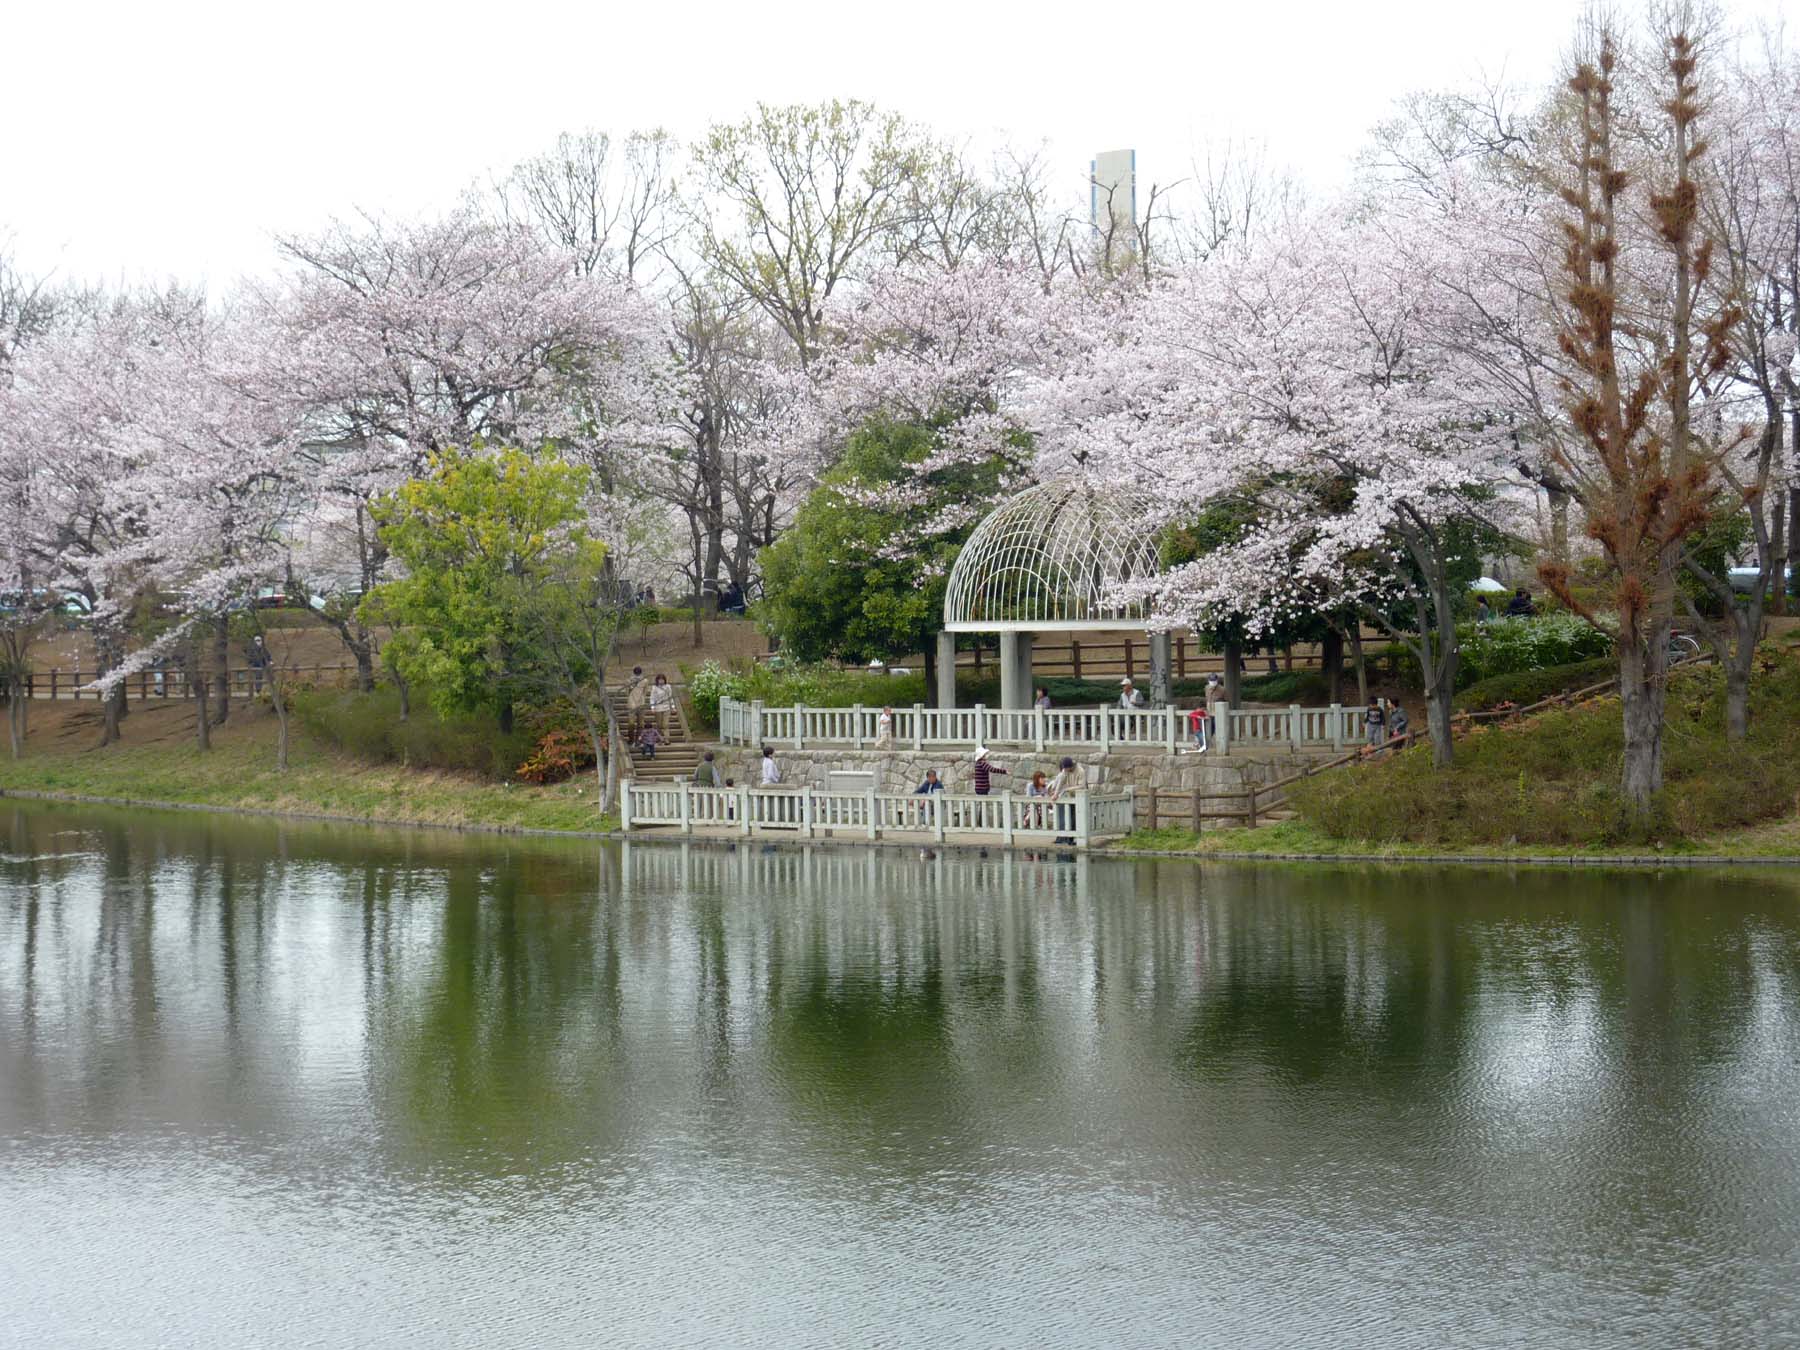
[759, 418, 1011, 689]
[366, 447, 598, 738]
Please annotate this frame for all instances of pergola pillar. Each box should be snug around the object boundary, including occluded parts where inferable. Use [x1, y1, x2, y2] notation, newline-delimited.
[1149, 631, 1172, 707]
[935, 630, 957, 709]
[1000, 632, 1035, 710]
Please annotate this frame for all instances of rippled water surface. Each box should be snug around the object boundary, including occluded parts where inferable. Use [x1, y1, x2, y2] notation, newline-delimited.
[3, 800, 1799, 1348]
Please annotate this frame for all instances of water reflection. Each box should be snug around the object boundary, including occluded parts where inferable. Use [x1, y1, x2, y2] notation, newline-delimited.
[2, 801, 1798, 1348]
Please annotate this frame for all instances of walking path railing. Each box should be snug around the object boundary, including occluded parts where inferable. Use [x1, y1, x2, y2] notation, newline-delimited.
[718, 697, 1367, 754]
[622, 781, 1135, 847]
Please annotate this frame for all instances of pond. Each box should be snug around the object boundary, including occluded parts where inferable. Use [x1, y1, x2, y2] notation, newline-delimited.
[2, 799, 1798, 1348]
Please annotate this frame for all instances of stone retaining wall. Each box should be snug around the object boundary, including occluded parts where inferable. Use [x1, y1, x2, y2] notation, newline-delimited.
[703, 745, 1322, 820]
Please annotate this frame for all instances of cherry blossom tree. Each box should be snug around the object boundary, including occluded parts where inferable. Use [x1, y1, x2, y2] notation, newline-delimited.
[1044, 207, 1517, 767]
[266, 206, 666, 687]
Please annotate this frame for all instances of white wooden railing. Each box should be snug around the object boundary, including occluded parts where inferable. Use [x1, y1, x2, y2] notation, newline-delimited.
[621, 782, 1135, 847]
[717, 698, 1368, 754]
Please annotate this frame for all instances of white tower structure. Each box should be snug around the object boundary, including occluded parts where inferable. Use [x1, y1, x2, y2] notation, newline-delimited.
[1089, 148, 1137, 237]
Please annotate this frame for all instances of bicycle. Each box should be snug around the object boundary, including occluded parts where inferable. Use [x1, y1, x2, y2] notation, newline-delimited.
[1668, 631, 1702, 663]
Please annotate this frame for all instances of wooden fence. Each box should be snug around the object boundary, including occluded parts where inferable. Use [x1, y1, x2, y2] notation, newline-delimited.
[0, 663, 363, 702]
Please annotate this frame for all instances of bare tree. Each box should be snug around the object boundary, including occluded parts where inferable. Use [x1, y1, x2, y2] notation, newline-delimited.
[500, 129, 681, 283]
[687, 99, 938, 362]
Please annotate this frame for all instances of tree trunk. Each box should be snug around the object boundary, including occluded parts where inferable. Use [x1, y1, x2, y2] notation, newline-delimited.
[602, 700, 623, 814]
[1321, 629, 1344, 705]
[1788, 479, 1799, 611]
[271, 676, 290, 772]
[1349, 627, 1368, 707]
[100, 682, 125, 748]
[6, 670, 23, 758]
[193, 650, 212, 753]
[350, 630, 375, 693]
[1222, 635, 1243, 708]
[210, 617, 230, 726]
[393, 668, 411, 722]
[1724, 657, 1750, 742]
[498, 700, 514, 736]
[1548, 486, 1572, 566]
[1617, 628, 1669, 821]
[1424, 676, 1455, 768]
[1772, 491, 1789, 618]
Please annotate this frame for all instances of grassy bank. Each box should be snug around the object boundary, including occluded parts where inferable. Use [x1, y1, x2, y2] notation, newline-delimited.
[1116, 817, 1800, 860]
[0, 701, 614, 834]
[1120, 651, 1800, 859]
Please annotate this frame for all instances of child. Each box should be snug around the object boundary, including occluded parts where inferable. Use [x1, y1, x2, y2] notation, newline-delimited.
[1187, 705, 1209, 753]
[1365, 696, 1385, 749]
[637, 722, 663, 759]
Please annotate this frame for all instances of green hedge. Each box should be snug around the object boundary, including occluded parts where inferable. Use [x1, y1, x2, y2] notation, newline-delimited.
[1387, 615, 1614, 690]
[1455, 657, 1617, 712]
[292, 687, 534, 781]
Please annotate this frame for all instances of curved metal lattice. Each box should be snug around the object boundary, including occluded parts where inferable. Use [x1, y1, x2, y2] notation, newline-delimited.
[943, 478, 1162, 631]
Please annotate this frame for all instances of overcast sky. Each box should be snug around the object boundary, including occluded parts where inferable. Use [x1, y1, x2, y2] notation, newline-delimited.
[8, 0, 1796, 287]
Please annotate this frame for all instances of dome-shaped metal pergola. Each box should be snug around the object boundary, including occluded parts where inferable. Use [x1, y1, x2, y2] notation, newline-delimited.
[943, 478, 1162, 633]
[934, 478, 1170, 711]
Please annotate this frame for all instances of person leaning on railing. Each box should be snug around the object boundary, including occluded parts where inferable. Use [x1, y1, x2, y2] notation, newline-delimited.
[1047, 757, 1082, 844]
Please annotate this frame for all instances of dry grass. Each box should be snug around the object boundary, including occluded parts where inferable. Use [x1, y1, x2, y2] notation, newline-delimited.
[0, 699, 614, 834]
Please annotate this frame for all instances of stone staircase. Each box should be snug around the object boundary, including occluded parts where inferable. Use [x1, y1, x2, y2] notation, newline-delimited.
[610, 685, 712, 783]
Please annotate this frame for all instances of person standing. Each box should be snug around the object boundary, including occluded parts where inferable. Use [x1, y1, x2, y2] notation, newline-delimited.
[1387, 702, 1410, 746]
[1365, 696, 1386, 749]
[246, 635, 271, 696]
[625, 666, 649, 735]
[1047, 756, 1083, 844]
[1475, 597, 1493, 625]
[693, 750, 722, 789]
[876, 705, 894, 748]
[1118, 678, 1145, 709]
[760, 746, 781, 785]
[649, 673, 675, 734]
[971, 746, 1007, 796]
[1033, 687, 1052, 711]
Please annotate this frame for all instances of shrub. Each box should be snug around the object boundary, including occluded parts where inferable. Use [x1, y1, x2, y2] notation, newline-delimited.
[686, 660, 739, 730]
[516, 727, 596, 784]
[1387, 615, 1614, 690]
[293, 686, 534, 780]
[1455, 657, 1617, 712]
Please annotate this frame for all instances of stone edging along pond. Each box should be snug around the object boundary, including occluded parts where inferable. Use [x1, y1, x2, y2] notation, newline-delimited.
[5, 787, 1800, 869]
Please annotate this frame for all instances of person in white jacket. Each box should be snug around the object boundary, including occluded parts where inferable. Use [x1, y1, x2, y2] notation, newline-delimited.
[760, 746, 781, 785]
